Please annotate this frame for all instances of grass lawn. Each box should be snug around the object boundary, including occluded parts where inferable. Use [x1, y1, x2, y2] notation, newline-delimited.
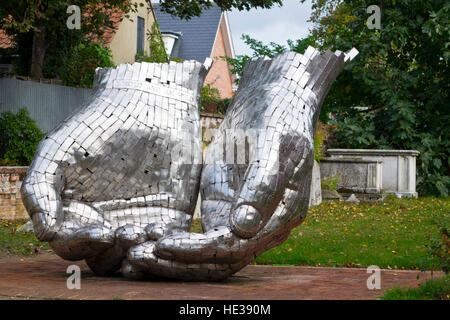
[252, 196, 449, 270]
[0, 220, 51, 255]
[380, 275, 449, 300]
[1, 197, 449, 272]
[191, 196, 449, 270]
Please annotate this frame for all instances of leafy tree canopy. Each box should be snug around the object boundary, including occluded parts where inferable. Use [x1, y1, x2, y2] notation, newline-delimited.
[225, 0, 449, 196]
[309, 0, 449, 196]
[0, 0, 287, 78]
[158, 0, 283, 20]
[222, 34, 316, 85]
[0, 1, 144, 78]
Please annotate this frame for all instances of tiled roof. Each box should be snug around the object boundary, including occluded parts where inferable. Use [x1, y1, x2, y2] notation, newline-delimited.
[153, 4, 222, 62]
[0, 29, 14, 49]
[85, 8, 124, 47]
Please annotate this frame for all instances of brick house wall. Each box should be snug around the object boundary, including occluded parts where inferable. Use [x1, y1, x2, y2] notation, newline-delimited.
[0, 167, 28, 220]
[204, 16, 235, 99]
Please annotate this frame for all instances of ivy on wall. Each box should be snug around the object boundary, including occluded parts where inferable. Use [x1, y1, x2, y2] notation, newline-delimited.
[136, 21, 169, 63]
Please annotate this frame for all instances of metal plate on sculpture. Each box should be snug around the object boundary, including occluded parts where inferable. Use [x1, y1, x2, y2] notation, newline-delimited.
[111, 80, 196, 105]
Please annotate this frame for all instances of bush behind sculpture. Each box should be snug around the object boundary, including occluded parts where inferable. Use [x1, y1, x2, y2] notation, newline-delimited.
[0, 108, 45, 166]
[61, 42, 115, 88]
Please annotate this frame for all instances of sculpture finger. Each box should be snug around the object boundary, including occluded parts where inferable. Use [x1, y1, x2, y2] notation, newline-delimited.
[200, 200, 233, 232]
[153, 188, 311, 268]
[84, 224, 147, 276]
[154, 226, 258, 264]
[49, 225, 114, 261]
[124, 241, 246, 281]
[154, 190, 308, 266]
[85, 245, 126, 276]
[144, 223, 187, 241]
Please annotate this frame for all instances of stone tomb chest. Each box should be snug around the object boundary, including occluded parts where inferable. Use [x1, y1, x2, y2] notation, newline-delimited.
[321, 149, 419, 199]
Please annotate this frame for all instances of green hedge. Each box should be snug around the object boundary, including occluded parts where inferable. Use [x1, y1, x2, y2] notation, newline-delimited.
[0, 108, 44, 166]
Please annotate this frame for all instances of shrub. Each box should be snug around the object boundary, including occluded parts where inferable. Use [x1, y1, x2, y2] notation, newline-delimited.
[314, 124, 329, 162]
[61, 41, 115, 88]
[217, 98, 232, 115]
[381, 276, 449, 300]
[321, 176, 339, 191]
[0, 108, 44, 166]
[199, 84, 221, 112]
[424, 217, 450, 275]
[313, 131, 323, 162]
[199, 86, 232, 115]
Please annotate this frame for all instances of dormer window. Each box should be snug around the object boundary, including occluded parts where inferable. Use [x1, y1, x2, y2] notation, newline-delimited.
[161, 32, 181, 58]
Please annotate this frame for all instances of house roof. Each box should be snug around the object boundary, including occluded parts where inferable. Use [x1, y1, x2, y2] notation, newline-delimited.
[153, 4, 223, 62]
[87, 9, 124, 47]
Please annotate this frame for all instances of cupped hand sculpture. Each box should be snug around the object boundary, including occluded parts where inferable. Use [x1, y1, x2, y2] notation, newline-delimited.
[21, 59, 211, 275]
[123, 47, 358, 281]
[21, 46, 357, 281]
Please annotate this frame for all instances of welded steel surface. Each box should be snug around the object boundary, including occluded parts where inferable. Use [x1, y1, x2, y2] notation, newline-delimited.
[124, 47, 358, 280]
[21, 59, 209, 275]
[22, 47, 358, 280]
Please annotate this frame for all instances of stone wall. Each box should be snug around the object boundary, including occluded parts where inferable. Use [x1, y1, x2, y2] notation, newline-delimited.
[320, 158, 383, 201]
[0, 167, 28, 220]
[200, 112, 224, 143]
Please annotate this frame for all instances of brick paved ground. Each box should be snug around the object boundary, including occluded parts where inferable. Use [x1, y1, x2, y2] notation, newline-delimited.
[0, 254, 440, 300]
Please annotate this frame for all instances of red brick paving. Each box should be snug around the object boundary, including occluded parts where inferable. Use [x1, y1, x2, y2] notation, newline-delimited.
[0, 254, 440, 300]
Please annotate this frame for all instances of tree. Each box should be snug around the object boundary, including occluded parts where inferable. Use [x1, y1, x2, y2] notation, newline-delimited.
[222, 34, 317, 85]
[305, 0, 449, 196]
[158, 0, 283, 20]
[223, 0, 449, 196]
[61, 41, 115, 88]
[0, 1, 143, 79]
[0, 0, 286, 79]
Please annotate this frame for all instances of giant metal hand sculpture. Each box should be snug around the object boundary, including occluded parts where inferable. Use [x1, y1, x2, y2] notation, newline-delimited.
[124, 47, 358, 281]
[21, 59, 210, 275]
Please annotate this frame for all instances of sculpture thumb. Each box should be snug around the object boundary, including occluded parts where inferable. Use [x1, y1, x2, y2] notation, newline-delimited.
[21, 150, 65, 242]
[228, 47, 359, 239]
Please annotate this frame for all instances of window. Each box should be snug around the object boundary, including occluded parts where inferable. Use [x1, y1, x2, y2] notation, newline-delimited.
[161, 33, 180, 58]
[137, 17, 145, 53]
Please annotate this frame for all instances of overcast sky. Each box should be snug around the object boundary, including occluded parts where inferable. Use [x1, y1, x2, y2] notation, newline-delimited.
[227, 0, 314, 56]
